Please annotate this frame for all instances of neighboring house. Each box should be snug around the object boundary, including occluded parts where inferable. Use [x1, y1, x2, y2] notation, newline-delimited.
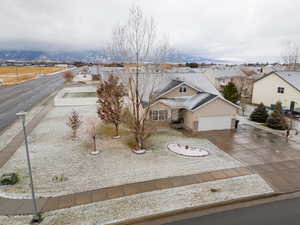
[134, 73, 240, 131]
[203, 68, 259, 103]
[252, 71, 300, 111]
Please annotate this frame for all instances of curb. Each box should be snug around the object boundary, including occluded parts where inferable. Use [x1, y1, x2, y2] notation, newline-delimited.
[108, 192, 278, 225]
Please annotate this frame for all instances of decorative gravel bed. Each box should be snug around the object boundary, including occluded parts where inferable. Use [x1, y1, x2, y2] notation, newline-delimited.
[0, 174, 274, 225]
[0, 105, 244, 197]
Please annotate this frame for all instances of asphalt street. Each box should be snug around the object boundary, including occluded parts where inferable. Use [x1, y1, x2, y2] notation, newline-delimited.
[164, 197, 300, 225]
[0, 70, 71, 133]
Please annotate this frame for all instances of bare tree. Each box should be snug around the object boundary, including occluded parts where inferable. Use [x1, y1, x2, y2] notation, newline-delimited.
[282, 41, 299, 71]
[108, 5, 169, 150]
[96, 74, 125, 137]
[66, 110, 83, 138]
[85, 118, 99, 155]
[63, 71, 75, 82]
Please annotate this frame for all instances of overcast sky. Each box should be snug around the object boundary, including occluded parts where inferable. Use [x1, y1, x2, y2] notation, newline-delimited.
[1, 0, 300, 62]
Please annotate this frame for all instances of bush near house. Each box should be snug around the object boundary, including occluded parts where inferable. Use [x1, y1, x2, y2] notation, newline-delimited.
[266, 102, 288, 130]
[250, 103, 268, 123]
[222, 81, 240, 104]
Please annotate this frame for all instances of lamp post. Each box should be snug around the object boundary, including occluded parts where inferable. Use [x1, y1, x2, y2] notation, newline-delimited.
[16, 111, 40, 222]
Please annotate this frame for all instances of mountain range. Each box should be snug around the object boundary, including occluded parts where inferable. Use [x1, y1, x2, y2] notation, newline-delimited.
[0, 50, 225, 63]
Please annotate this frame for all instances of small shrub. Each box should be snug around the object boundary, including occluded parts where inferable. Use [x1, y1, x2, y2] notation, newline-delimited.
[66, 110, 83, 138]
[0, 173, 19, 185]
[250, 103, 268, 123]
[63, 71, 75, 82]
[266, 110, 288, 130]
[266, 102, 288, 130]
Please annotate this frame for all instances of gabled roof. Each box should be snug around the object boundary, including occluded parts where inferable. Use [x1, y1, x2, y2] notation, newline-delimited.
[155, 80, 183, 97]
[188, 94, 218, 110]
[255, 71, 300, 92]
[154, 93, 240, 112]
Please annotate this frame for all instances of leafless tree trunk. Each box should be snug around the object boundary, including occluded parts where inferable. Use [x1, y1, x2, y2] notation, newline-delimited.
[85, 118, 98, 154]
[108, 4, 170, 150]
[282, 41, 299, 71]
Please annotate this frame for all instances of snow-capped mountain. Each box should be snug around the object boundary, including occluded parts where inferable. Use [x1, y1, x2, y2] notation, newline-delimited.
[0, 49, 224, 63]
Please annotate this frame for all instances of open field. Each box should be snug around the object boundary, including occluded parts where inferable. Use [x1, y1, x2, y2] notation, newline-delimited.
[0, 66, 66, 75]
[0, 66, 66, 85]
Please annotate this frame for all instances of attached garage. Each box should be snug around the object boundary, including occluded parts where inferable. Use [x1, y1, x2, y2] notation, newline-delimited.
[197, 116, 233, 131]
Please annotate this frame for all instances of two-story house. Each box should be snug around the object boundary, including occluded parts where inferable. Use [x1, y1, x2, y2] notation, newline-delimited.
[252, 71, 300, 112]
[134, 73, 240, 131]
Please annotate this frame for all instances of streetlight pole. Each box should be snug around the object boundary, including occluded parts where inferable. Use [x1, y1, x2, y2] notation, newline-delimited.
[16, 111, 40, 223]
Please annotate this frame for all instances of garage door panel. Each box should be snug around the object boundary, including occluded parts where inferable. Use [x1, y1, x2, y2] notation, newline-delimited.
[198, 116, 232, 131]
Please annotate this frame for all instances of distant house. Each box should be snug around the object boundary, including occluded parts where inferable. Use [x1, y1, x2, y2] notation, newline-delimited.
[203, 67, 260, 103]
[252, 71, 300, 111]
[132, 73, 240, 131]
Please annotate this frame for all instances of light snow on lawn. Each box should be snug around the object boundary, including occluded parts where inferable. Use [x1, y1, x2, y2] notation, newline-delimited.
[0, 174, 273, 225]
[0, 105, 243, 197]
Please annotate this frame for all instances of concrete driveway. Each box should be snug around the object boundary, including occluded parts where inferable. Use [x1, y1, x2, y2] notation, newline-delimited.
[186, 125, 300, 193]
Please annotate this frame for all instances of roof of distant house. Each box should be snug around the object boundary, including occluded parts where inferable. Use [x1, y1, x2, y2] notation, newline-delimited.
[275, 71, 300, 91]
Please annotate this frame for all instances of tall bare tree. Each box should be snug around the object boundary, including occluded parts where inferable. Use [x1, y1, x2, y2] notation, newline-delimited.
[108, 5, 170, 150]
[282, 41, 299, 71]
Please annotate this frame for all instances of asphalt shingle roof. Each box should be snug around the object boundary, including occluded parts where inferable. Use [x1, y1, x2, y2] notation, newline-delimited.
[275, 71, 300, 91]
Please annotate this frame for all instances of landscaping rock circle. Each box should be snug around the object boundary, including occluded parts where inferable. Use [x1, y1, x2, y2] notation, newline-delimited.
[167, 143, 209, 157]
[132, 149, 146, 154]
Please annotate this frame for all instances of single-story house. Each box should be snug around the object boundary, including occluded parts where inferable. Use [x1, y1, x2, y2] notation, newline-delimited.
[252, 71, 300, 111]
[134, 73, 240, 131]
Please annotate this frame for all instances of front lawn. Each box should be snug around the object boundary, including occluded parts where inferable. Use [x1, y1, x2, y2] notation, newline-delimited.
[0, 105, 242, 197]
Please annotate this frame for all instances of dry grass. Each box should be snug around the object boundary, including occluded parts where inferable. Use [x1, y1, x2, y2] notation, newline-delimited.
[0, 74, 36, 85]
[0, 66, 66, 75]
[0, 66, 66, 85]
[96, 123, 132, 137]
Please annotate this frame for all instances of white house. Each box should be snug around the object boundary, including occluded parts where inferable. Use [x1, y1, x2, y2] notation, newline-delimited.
[252, 71, 300, 111]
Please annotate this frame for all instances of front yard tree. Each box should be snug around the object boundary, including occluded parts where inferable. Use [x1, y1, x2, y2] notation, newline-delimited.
[67, 110, 83, 138]
[108, 5, 170, 150]
[63, 71, 75, 82]
[97, 74, 125, 137]
[266, 102, 288, 130]
[85, 118, 99, 155]
[250, 103, 268, 123]
[222, 82, 240, 104]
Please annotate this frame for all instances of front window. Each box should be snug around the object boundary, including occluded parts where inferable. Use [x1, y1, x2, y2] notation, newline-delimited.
[150, 110, 158, 120]
[159, 110, 168, 120]
[277, 87, 284, 94]
[150, 110, 168, 121]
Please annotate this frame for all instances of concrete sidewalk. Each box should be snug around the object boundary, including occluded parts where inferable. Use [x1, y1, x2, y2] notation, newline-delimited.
[0, 166, 253, 216]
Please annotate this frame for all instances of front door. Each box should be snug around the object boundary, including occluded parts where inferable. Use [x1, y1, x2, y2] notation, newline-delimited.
[290, 101, 295, 112]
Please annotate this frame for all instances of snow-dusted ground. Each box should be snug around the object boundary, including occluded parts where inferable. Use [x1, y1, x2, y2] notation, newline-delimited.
[0, 105, 243, 197]
[0, 174, 273, 225]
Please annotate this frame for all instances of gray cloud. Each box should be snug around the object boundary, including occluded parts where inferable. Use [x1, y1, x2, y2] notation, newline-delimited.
[1, 0, 300, 62]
